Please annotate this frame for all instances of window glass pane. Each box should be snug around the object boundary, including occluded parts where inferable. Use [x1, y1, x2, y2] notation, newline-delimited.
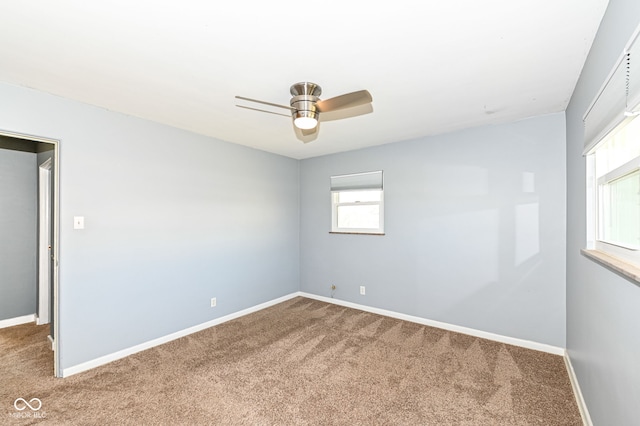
[595, 116, 640, 178]
[602, 169, 640, 249]
[337, 190, 381, 203]
[337, 205, 380, 229]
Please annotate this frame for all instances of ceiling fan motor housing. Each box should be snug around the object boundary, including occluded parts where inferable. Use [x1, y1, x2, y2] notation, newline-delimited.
[290, 82, 321, 123]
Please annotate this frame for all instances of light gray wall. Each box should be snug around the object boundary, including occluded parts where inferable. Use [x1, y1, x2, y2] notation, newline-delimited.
[300, 112, 567, 347]
[0, 146, 37, 321]
[565, 0, 640, 424]
[0, 81, 300, 370]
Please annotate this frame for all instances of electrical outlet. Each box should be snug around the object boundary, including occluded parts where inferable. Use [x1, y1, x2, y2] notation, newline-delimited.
[210, 297, 217, 307]
[360, 286, 366, 295]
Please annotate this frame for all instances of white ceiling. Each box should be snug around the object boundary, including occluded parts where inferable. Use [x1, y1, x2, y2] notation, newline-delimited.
[0, 1, 608, 159]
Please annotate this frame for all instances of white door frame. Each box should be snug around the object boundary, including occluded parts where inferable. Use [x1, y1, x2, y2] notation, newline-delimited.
[1, 129, 60, 377]
[37, 157, 52, 325]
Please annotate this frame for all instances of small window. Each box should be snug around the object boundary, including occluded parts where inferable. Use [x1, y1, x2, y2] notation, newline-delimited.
[330, 171, 384, 234]
[589, 114, 640, 264]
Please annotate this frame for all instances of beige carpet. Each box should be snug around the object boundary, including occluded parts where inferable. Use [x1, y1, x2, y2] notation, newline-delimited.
[1, 297, 581, 425]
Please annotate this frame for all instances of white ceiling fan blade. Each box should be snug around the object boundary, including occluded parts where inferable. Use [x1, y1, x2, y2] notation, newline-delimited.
[320, 103, 373, 122]
[316, 90, 372, 112]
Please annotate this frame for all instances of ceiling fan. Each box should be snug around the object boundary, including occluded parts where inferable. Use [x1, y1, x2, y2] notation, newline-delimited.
[235, 82, 373, 140]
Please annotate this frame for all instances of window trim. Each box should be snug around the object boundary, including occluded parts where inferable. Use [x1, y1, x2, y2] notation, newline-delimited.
[582, 22, 640, 283]
[586, 118, 640, 279]
[596, 156, 640, 253]
[329, 170, 384, 235]
[581, 249, 640, 285]
[330, 189, 385, 235]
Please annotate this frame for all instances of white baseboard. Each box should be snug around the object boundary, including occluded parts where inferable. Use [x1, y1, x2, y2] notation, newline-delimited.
[298, 292, 565, 356]
[62, 291, 566, 378]
[62, 293, 300, 377]
[0, 314, 35, 329]
[36, 316, 50, 326]
[48, 335, 55, 351]
[564, 351, 593, 426]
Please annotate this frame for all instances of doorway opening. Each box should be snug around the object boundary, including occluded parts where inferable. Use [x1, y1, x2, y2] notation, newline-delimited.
[0, 130, 60, 377]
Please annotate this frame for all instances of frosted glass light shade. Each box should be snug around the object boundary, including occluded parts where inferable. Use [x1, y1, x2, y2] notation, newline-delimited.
[294, 116, 318, 129]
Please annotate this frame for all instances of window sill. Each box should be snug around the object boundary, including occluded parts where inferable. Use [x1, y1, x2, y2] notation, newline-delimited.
[329, 232, 385, 236]
[581, 249, 640, 285]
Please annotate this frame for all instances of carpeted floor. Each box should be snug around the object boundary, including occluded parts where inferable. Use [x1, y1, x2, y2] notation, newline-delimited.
[1, 297, 582, 425]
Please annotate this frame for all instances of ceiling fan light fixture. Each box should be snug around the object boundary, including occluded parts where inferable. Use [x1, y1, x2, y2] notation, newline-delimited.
[294, 116, 318, 129]
[293, 108, 319, 129]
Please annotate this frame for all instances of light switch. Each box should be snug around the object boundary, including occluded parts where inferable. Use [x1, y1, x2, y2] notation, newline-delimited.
[73, 216, 85, 229]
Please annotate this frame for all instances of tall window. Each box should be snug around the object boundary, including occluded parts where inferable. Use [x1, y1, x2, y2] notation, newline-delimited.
[584, 25, 640, 267]
[330, 171, 384, 235]
[589, 116, 640, 264]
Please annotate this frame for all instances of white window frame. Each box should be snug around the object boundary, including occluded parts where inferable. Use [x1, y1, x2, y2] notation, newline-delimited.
[331, 190, 384, 234]
[586, 112, 640, 267]
[593, 153, 640, 265]
[583, 23, 640, 276]
[330, 171, 384, 235]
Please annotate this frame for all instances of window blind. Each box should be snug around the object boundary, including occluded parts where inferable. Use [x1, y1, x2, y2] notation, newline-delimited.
[583, 53, 629, 154]
[330, 170, 383, 191]
[627, 29, 640, 115]
[583, 24, 640, 155]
